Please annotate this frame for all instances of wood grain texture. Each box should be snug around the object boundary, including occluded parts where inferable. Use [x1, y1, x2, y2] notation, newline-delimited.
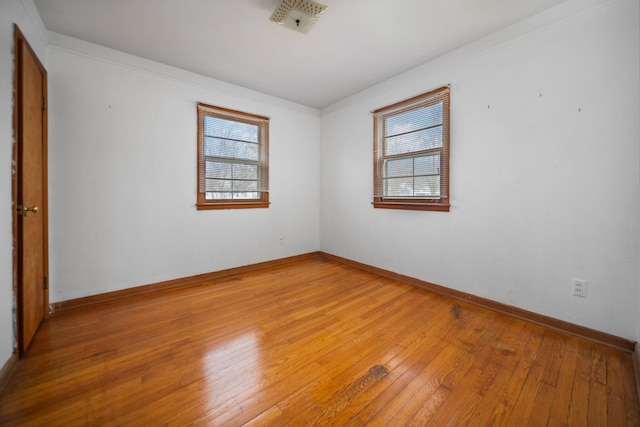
[49, 251, 635, 353]
[14, 24, 49, 355]
[635, 343, 640, 406]
[49, 252, 320, 314]
[1, 257, 637, 426]
[0, 352, 18, 394]
[320, 252, 635, 352]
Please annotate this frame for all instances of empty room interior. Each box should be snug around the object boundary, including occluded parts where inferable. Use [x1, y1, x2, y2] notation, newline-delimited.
[1, 0, 639, 425]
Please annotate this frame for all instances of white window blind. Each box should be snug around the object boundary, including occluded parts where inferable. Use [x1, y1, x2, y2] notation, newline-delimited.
[197, 103, 269, 209]
[373, 86, 450, 211]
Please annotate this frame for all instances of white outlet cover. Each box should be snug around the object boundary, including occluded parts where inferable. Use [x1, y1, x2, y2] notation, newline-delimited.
[572, 279, 588, 298]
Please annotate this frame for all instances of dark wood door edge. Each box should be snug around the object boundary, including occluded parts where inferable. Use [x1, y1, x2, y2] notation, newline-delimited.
[634, 343, 640, 405]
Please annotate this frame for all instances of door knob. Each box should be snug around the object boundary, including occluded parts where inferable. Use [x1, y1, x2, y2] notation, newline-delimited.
[18, 204, 39, 216]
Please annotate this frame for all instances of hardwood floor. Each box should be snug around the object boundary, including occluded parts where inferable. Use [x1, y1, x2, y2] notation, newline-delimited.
[1, 257, 638, 426]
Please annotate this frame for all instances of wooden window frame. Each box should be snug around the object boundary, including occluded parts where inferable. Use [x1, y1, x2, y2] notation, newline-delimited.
[197, 103, 270, 210]
[373, 86, 450, 212]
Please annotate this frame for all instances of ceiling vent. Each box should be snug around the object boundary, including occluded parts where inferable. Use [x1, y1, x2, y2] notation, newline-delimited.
[270, 0, 328, 35]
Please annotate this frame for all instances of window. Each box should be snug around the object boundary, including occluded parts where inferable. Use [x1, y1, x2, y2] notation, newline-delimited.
[373, 86, 450, 212]
[197, 103, 269, 209]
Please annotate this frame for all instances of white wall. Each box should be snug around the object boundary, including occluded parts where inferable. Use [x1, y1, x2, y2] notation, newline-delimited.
[47, 35, 321, 302]
[320, 0, 640, 341]
[2, 1, 638, 382]
[0, 0, 47, 372]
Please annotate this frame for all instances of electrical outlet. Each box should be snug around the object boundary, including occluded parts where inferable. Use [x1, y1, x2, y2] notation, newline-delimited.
[572, 279, 588, 298]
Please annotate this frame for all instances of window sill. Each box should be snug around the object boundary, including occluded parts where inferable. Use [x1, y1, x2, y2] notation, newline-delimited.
[197, 201, 270, 210]
[372, 200, 450, 212]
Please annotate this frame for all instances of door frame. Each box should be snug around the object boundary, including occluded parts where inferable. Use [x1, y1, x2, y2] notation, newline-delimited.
[12, 24, 49, 355]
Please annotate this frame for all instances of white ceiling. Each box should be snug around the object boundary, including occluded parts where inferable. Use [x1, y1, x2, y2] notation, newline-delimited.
[33, 0, 565, 109]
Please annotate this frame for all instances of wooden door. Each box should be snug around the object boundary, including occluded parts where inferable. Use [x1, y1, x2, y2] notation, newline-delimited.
[14, 26, 49, 354]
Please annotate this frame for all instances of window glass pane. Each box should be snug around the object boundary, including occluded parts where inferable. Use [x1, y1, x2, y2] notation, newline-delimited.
[385, 102, 443, 137]
[205, 161, 232, 179]
[198, 104, 269, 208]
[206, 192, 233, 200]
[373, 87, 449, 209]
[384, 126, 443, 156]
[233, 163, 258, 180]
[205, 162, 258, 180]
[414, 154, 440, 176]
[233, 180, 258, 192]
[204, 116, 258, 143]
[205, 180, 259, 199]
[236, 192, 259, 199]
[206, 179, 232, 192]
[385, 158, 413, 178]
[385, 177, 413, 197]
[414, 176, 440, 197]
[204, 137, 258, 161]
[206, 191, 260, 200]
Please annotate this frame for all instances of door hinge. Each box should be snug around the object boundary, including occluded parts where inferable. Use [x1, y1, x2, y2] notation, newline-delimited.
[43, 276, 48, 290]
[42, 96, 47, 111]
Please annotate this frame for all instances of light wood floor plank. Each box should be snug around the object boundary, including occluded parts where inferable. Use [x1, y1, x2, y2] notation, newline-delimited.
[0, 257, 637, 426]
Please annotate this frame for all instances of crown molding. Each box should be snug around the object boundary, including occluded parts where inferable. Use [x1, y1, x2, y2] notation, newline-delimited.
[47, 31, 321, 117]
[18, 0, 47, 47]
[321, 0, 614, 115]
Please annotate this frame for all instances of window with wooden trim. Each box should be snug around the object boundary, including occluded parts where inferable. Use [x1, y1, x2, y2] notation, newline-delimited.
[373, 86, 450, 212]
[197, 103, 269, 210]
